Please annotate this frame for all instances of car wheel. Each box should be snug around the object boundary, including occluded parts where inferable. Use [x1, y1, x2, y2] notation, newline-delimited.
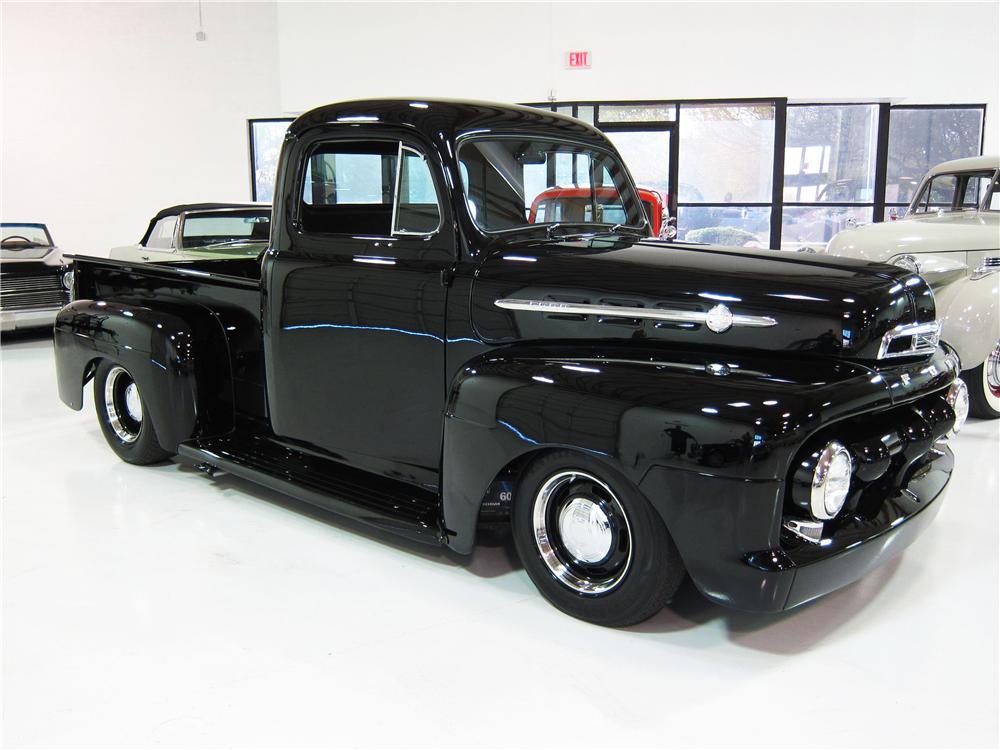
[511, 450, 685, 627]
[964, 340, 1000, 419]
[94, 360, 173, 464]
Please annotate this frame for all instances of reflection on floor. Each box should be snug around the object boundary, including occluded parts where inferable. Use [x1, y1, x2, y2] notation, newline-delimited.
[3, 332, 998, 748]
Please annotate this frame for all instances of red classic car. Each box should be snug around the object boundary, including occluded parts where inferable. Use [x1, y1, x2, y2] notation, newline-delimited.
[528, 186, 674, 238]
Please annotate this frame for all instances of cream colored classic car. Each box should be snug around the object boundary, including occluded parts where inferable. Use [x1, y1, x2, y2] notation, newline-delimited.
[822, 155, 999, 418]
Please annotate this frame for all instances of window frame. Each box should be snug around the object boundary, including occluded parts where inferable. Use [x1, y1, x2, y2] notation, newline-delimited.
[294, 137, 444, 241]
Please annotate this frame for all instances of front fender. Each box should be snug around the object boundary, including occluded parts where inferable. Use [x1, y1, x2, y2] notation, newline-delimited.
[54, 299, 233, 451]
[440, 344, 898, 554]
[938, 273, 999, 369]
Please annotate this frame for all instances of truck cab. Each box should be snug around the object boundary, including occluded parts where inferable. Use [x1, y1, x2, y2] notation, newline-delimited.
[54, 99, 965, 626]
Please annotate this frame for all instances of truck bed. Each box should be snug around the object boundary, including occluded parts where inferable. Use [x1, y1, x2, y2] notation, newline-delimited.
[71, 254, 267, 420]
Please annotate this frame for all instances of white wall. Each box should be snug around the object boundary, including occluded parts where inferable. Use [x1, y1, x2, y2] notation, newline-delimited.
[3, 1, 997, 255]
[1, 1, 280, 255]
[276, 1, 998, 153]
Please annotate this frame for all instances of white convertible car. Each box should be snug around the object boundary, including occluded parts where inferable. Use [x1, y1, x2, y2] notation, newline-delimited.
[821, 155, 999, 419]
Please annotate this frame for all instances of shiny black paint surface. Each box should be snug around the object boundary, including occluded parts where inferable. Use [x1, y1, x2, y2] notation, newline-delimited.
[53, 99, 959, 614]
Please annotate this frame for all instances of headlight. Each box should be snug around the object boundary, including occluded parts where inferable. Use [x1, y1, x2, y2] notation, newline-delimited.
[61, 268, 74, 291]
[892, 254, 921, 273]
[810, 441, 853, 520]
[945, 379, 970, 434]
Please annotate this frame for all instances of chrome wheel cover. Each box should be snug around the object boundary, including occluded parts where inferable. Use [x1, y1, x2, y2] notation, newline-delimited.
[986, 341, 1000, 407]
[104, 365, 142, 443]
[532, 470, 632, 595]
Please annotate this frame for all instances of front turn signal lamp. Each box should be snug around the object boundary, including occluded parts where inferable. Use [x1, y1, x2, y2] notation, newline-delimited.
[945, 379, 970, 434]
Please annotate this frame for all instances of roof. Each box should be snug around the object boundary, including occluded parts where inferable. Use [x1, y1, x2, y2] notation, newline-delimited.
[925, 154, 999, 176]
[287, 98, 607, 145]
[148, 202, 270, 224]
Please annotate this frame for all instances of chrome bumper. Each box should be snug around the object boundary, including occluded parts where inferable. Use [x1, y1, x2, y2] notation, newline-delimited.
[0, 307, 60, 332]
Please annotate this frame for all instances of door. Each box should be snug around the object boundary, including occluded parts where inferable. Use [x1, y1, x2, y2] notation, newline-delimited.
[264, 134, 454, 488]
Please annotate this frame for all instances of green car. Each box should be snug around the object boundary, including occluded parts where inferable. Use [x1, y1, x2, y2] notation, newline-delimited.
[109, 203, 270, 263]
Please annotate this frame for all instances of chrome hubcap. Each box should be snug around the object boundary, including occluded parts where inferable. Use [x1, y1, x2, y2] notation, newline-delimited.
[124, 383, 143, 422]
[987, 341, 1000, 400]
[104, 366, 142, 443]
[558, 497, 614, 563]
[532, 470, 632, 595]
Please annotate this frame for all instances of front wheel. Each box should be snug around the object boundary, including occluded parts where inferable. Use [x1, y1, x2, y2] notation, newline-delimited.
[963, 341, 1000, 420]
[94, 360, 174, 464]
[511, 451, 685, 627]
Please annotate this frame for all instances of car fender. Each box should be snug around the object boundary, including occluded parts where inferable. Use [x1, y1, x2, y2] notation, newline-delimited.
[439, 346, 900, 555]
[54, 298, 234, 451]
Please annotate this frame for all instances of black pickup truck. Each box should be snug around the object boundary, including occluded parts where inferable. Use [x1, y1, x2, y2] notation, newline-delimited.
[55, 99, 966, 626]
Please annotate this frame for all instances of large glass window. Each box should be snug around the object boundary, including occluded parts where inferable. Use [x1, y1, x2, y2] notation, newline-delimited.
[781, 104, 879, 249]
[885, 107, 984, 211]
[457, 138, 644, 234]
[676, 103, 775, 246]
[605, 131, 670, 195]
[250, 119, 293, 202]
[784, 105, 878, 203]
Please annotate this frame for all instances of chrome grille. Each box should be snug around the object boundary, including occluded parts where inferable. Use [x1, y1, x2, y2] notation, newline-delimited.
[877, 320, 941, 360]
[0, 272, 68, 311]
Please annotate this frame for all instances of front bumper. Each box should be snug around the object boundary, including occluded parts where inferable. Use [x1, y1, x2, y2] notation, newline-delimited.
[640, 386, 955, 613]
[744, 445, 951, 610]
[0, 307, 60, 332]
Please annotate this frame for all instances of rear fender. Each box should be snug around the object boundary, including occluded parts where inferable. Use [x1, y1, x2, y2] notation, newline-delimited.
[54, 299, 233, 450]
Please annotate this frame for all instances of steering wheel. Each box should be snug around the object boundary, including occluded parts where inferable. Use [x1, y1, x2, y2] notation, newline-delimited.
[1, 235, 32, 245]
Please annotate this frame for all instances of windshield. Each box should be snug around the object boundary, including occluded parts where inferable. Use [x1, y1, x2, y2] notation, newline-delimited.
[909, 169, 999, 214]
[457, 138, 645, 235]
[180, 210, 271, 249]
[1, 223, 52, 247]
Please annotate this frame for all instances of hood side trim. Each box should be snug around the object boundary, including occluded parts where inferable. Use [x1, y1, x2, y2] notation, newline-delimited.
[495, 298, 777, 328]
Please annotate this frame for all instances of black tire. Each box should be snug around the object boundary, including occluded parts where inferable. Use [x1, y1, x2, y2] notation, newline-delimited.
[963, 343, 1000, 420]
[511, 450, 685, 627]
[94, 360, 173, 465]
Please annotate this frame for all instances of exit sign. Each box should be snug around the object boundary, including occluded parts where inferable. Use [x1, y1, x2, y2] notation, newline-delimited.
[566, 51, 591, 69]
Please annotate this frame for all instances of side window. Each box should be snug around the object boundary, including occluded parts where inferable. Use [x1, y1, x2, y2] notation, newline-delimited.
[912, 174, 958, 213]
[299, 141, 441, 236]
[394, 149, 441, 234]
[960, 173, 993, 209]
[301, 141, 397, 235]
[144, 216, 177, 249]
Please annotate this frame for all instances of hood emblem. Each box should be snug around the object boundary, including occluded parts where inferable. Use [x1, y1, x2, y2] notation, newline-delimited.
[705, 304, 734, 334]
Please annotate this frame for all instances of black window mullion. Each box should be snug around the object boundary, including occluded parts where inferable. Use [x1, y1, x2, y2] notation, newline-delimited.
[873, 103, 891, 223]
[771, 98, 787, 249]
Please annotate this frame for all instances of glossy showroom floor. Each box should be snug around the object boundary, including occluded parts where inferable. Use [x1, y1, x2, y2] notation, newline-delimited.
[2, 332, 998, 749]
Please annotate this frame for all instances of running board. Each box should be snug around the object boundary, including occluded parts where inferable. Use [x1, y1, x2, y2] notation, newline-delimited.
[177, 434, 444, 545]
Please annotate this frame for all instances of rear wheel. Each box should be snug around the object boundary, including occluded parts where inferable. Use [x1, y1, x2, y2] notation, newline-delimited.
[511, 451, 685, 627]
[94, 360, 173, 464]
[964, 341, 1000, 420]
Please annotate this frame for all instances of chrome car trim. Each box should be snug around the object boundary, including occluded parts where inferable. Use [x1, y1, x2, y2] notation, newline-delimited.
[104, 365, 141, 444]
[495, 298, 778, 329]
[783, 518, 824, 544]
[971, 256, 1000, 280]
[876, 320, 942, 360]
[532, 470, 631, 595]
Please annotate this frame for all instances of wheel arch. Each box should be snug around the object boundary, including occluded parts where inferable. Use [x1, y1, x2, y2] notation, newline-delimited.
[54, 298, 235, 451]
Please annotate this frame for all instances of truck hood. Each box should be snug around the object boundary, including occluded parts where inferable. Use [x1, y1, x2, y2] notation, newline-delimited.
[471, 237, 935, 362]
[824, 213, 1000, 262]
